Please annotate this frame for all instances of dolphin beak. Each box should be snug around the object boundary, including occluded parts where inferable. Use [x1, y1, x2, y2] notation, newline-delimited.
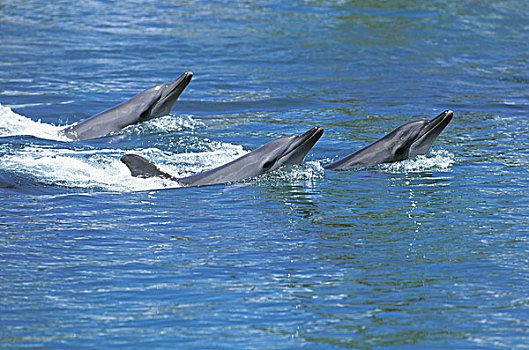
[418, 110, 453, 140]
[152, 71, 193, 116]
[299, 126, 324, 146]
[163, 71, 193, 100]
[283, 126, 324, 165]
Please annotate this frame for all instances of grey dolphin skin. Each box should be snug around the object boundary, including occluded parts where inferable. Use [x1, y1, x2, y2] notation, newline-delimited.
[61, 72, 193, 141]
[121, 126, 324, 187]
[324, 110, 453, 170]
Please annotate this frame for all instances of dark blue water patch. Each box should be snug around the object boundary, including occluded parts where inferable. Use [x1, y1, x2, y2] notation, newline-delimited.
[0, 169, 72, 196]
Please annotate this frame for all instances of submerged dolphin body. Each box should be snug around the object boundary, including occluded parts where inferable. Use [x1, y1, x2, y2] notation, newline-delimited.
[324, 110, 453, 170]
[61, 72, 193, 141]
[121, 126, 324, 187]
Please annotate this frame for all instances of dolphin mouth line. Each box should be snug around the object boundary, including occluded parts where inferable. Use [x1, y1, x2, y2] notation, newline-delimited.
[280, 126, 324, 161]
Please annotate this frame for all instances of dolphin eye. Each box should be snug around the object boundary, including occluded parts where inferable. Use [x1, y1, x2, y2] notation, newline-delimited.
[262, 160, 275, 172]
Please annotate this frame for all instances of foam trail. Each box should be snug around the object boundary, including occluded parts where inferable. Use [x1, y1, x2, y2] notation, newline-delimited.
[0, 104, 69, 141]
[0, 141, 250, 192]
[1, 146, 176, 191]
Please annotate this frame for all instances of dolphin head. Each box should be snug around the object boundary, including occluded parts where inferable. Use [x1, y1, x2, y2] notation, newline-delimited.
[324, 110, 453, 170]
[140, 71, 193, 121]
[374, 110, 454, 163]
[185, 126, 323, 184]
[253, 126, 324, 173]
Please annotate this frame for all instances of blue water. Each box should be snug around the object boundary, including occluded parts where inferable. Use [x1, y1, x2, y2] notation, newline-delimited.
[1, 1, 529, 348]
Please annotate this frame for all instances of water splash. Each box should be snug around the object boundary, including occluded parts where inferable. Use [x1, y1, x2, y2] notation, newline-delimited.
[249, 160, 325, 186]
[128, 145, 248, 180]
[0, 104, 69, 141]
[0, 103, 238, 191]
[1, 146, 174, 192]
[124, 114, 205, 136]
[382, 150, 456, 173]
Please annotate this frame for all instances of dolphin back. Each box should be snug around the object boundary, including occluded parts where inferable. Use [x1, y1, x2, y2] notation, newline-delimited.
[176, 152, 263, 187]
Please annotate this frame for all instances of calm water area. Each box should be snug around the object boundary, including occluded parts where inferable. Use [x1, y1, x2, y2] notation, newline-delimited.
[1, 1, 528, 348]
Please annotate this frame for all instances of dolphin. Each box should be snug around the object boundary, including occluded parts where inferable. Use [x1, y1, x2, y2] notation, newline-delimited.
[61, 72, 193, 141]
[121, 126, 324, 187]
[324, 110, 453, 170]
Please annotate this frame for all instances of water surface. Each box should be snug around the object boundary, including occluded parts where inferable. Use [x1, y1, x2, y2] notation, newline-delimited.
[1, 1, 528, 348]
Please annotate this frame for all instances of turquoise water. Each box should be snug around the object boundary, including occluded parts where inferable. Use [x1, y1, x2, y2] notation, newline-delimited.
[1, 1, 529, 348]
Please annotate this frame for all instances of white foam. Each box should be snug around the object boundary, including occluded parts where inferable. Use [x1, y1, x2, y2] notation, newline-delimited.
[0, 104, 69, 141]
[124, 114, 205, 136]
[128, 145, 248, 179]
[1, 146, 177, 191]
[382, 150, 456, 173]
[1, 138, 254, 192]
